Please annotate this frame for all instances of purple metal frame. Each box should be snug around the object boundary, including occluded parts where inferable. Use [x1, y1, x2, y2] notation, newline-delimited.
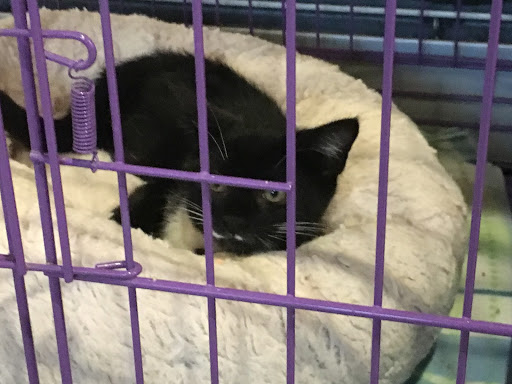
[0, 0, 511, 383]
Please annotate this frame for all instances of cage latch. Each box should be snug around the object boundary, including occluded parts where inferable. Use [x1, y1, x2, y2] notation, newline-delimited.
[94, 260, 143, 280]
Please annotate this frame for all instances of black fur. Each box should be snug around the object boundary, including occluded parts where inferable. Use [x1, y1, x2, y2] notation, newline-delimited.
[1, 51, 359, 255]
[110, 179, 175, 238]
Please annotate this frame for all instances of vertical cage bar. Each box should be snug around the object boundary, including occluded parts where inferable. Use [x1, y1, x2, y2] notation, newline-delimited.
[97, 0, 135, 283]
[12, 274, 40, 383]
[97, 1, 144, 381]
[183, 0, 190, 27]
[191, 0, 219, 382]
[455, 0, 502, 382]
[454, 0, 462, 65]
[0, 99, 39, 384]
[285, 0, 297, 382]
[370, 0, 397, 381]
[418, 0, 425, 62]
[214, 0, 220, 26]
[128, 290, 143, 382]
[48, 281, 73, 384]
[8, 0, 58, 278]
[314, 0, 320, 48]
[349, 0, 354, 52]
[248, 0, 254, 35]
[281, 0, 286, 46]
[150, 0, 156, 18]
[26, 0, 74, 284]
[0, 110, 26, 275]
[14, 1, 74, 381]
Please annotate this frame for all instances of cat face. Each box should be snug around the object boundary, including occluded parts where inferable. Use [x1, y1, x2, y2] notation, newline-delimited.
[185, 118, 359, 255]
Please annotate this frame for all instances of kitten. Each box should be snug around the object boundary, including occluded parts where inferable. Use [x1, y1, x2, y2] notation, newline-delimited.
[1, 51, 359, 255]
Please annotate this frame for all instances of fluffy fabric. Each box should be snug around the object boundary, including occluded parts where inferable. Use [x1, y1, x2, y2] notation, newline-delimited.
[0, 9, 468, 384]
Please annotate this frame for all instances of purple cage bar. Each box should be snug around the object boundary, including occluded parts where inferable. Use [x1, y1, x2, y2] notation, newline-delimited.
[456, 0, 504, 382]
[191, 0, 220, 381]
[0, 0, 511, 383]
[370, 0, 397, 380]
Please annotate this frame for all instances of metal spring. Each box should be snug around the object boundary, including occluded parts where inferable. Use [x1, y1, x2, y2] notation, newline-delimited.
[70, 77, 97, 154]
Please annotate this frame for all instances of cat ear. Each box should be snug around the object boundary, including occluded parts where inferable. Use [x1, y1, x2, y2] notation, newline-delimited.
[296, 118, 359, 177]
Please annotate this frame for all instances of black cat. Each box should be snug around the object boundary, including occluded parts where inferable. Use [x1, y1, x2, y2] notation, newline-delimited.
[1, 51, 359, 255]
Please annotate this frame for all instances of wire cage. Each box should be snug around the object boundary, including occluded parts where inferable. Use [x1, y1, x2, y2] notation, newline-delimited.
[0, 0, 511, 383]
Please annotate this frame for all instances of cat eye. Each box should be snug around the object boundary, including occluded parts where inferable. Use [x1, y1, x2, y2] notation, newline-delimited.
[210, 184, 227, 193]
[263, 190, 286, 203]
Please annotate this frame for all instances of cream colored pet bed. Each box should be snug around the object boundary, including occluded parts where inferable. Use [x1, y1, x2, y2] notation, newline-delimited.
[0, 9, 467, 384]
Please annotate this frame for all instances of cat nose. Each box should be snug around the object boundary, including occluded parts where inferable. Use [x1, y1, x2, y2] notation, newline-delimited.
[222, 215, 245, 232]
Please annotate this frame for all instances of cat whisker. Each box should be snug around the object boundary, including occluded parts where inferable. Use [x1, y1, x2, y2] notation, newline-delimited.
[209, 106, 229, 160]
[257, 235, 273, 250]
[277, 224, 324, 230]
[271, 232, 318, 239]
[276, 225, 323, 233]
[208, 131, 226, 161]
[266, 234, 286, 242]
[167, 191, 185, 202]
[187, 204, 204, 214]
[275, 229, 323, 236]
[184, 212, 203, 219]
[167, 193, 201, 211]
[295, 221, 325, 227]
[192, 119, 226, 160]
[272, 222, 325, 229]
[295, 224, 324, 229]
[273, 154, 286, 169]
[182, 208, 204, 219]
[176, 196, 204, 212]
[181, 201, 202, 212]
[183, 199, 203, 211]
[294, 232, 320, 238]
[297, 228, 324, 233]
[275, 226, 324, 232]
[268, 231, 287, 237]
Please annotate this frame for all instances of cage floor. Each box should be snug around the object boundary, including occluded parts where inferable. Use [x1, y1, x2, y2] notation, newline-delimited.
[407, 161, 512, 384]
